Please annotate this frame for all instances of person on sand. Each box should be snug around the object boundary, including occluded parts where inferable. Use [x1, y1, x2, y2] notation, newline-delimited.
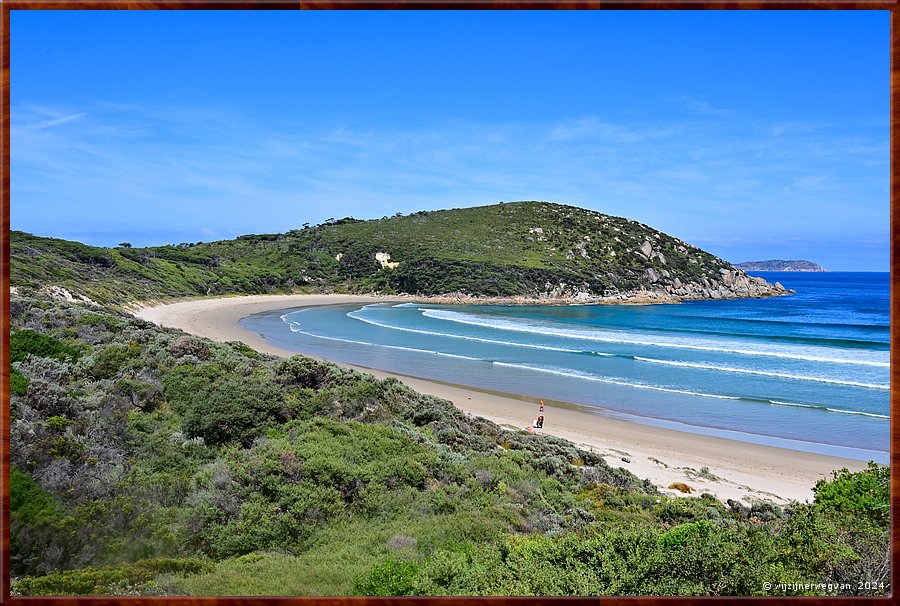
[537, 415, 544, 429]
[539, 400, 544, 412]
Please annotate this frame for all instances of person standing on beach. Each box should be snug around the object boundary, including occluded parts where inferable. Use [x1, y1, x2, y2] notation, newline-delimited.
[540, 400, 544, 412]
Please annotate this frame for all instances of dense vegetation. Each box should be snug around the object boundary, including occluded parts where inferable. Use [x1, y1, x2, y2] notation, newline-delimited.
[9, 293, 890, 596]
[11, 202, 767, 305]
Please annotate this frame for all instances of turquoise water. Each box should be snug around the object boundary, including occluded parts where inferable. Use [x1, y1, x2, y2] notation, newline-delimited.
[240, 272, 889, 462]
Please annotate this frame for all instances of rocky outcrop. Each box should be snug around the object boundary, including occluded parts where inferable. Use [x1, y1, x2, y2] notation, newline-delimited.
[417, 267, 791, 306]
[523, 266, 790, 305]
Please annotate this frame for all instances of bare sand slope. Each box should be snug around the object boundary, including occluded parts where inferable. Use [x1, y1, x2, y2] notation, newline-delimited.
[133, 294, 867, 504]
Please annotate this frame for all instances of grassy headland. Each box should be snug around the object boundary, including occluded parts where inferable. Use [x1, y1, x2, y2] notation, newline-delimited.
[11, 201, 785, 305]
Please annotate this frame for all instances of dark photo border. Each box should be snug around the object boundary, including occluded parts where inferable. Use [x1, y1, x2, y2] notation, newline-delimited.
[1, 2, 896, 604]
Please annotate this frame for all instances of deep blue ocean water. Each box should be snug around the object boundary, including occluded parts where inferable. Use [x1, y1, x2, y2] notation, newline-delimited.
[240, 272, 889, 462]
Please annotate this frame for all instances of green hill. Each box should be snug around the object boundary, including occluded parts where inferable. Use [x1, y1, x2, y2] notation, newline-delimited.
[11, 201, 785, 305]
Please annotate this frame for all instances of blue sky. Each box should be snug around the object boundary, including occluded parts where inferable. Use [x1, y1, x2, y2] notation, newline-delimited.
[11, 10, 888, 270]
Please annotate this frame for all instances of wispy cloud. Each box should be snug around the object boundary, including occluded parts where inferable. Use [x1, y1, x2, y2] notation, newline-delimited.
[770, 121, 826, 137]
[546, 116, 679, 143]
[18, 112, 86, 131]
[789, 174, 829, 191]
[10, 100, 888, 266]
[676, 95, 735, 116]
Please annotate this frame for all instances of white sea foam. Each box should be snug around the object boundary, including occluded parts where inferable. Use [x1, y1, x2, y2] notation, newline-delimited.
[632, 356, 889, 390]
[286, 322, 482, 361]
[419, 309, 889, 367]
[824, 408, 889, 419]
[280, 309, 311, 321]
[490, 361, 740, 400]
[768, 400, 889, 420]
[346, 311, 589, 354]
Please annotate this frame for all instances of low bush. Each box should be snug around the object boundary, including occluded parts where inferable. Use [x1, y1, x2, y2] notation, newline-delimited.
[163, 364, 284, 446]
[12, 558, 211, 596]
[352, 559, 421, 596]
[10, 369, 30, 396]
[10, 465, 58, 524]
[11, 329, 81, 363]
[813, 462, 889, 527]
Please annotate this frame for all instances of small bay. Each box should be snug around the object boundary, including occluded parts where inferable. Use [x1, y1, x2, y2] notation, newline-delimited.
[241, 271, 889, 462]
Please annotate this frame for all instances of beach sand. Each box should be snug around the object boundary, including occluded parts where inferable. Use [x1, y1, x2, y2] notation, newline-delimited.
[133, 294, 867, 504]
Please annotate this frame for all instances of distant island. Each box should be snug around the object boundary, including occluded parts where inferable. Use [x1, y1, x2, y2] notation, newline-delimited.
[11, 201, 787, 305]
[735, 260, 827, 272]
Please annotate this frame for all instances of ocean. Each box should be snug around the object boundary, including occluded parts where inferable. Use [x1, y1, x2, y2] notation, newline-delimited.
[240, 272, 889, 463]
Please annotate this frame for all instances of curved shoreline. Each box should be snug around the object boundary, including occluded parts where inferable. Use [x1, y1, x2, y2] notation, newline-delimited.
[132, 294, 869, 504]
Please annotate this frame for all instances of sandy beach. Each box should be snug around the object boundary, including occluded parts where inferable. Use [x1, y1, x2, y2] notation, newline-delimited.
[132, 294, 868, 505]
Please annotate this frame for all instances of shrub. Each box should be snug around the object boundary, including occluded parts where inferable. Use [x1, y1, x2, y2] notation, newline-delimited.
[10, 466, 58, 524]
[11, 329, 81, 363]
[226, 341, 261, 359]
[163, 364, 284, 446]
[168, 337, 211, 361]
[86, 344, 136, 380]
[10, 369, 30, 396]
[181, 380, 282, 446]
[275, 356, 332, 389]
[657, 519, 713, 550]
[651, 496, 720, 526]
[12, 558, 210, 596]
[352, 559, 421, 596]
[813, 462, 889, 527]
[211, 498, 305, 558]
[113, 378, 163, 411]
[387, 534, 418, 551]
[78, 312, 121, 331]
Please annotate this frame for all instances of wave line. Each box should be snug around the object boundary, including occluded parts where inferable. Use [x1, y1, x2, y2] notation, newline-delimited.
[419, 309, 889, 368]
[285, 322, 482, 361]
[632, 356, 889, 390]
[490, 361, 741, 400]
[346, 311, 594, 354]
[768, 400, 888, 420]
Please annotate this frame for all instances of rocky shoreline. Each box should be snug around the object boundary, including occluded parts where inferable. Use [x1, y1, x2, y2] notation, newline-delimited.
[409, 268, 792, 306]
[32, 267, 790, 310]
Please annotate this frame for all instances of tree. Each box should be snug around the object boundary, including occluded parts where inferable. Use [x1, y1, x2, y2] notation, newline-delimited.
[118, 242, 132, 248]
